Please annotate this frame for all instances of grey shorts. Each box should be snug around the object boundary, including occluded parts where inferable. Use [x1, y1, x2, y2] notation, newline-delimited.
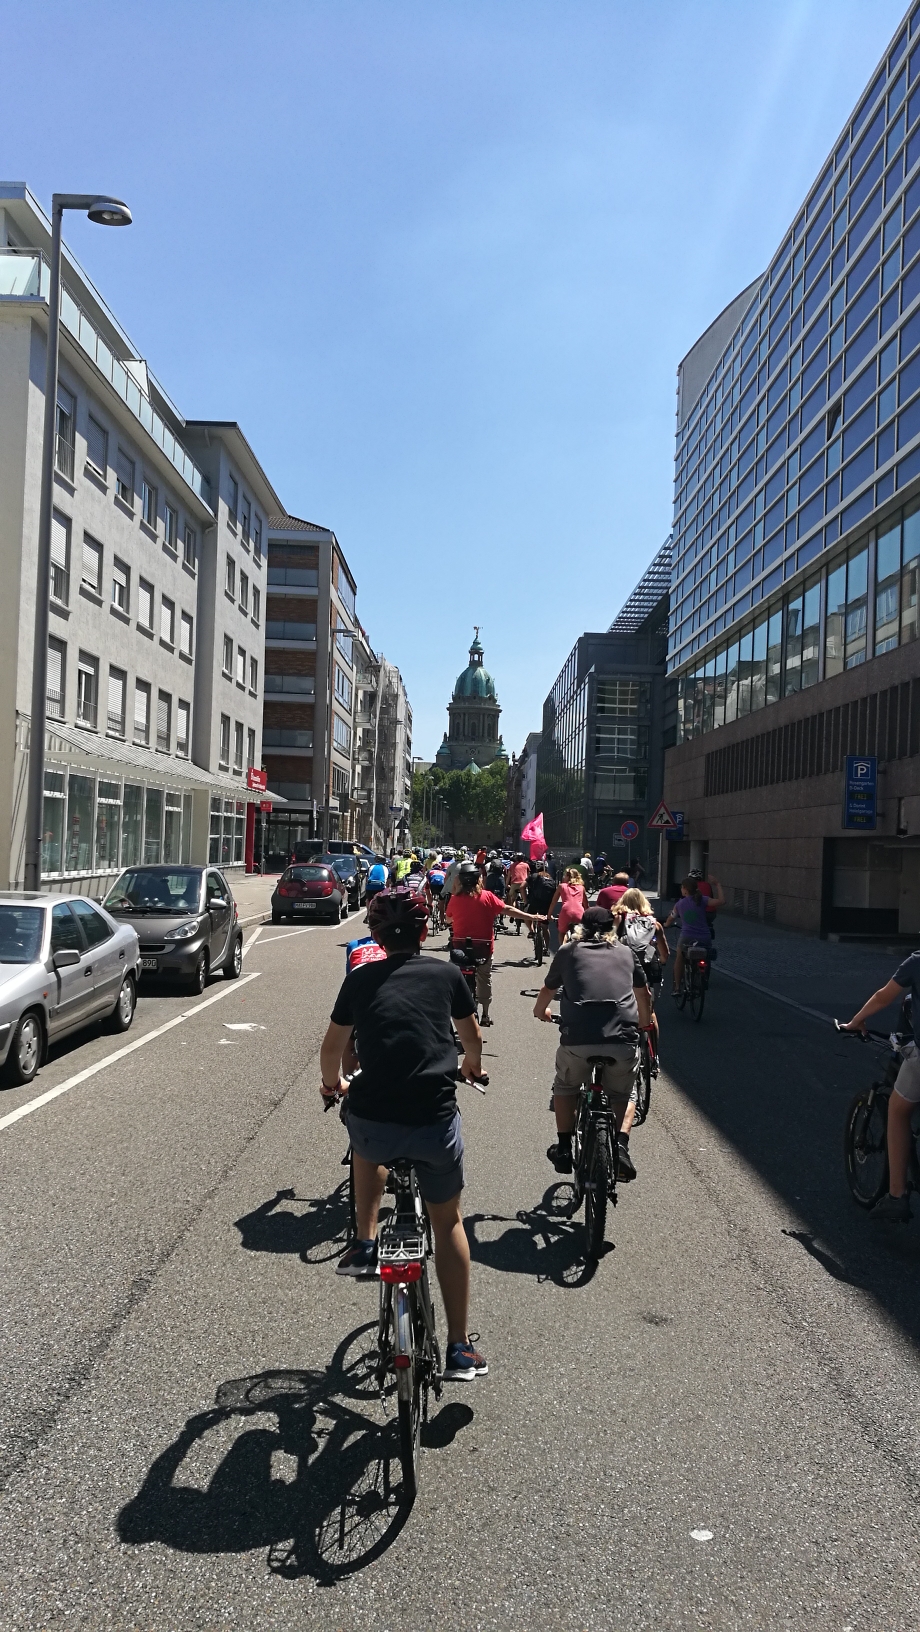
[552, 1043, 638, 1110]
[346, 1109, 465, 1203]
[894, 1051, 920, 1105]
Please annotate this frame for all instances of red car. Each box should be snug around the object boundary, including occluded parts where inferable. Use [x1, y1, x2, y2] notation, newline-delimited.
[270, 864, 348, 925]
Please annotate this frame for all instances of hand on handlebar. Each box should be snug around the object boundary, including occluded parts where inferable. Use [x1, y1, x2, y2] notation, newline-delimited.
[835, 1019, 867, 1036]
[459, 1055, 489, 1087]
[320, 1079, 346, 1110]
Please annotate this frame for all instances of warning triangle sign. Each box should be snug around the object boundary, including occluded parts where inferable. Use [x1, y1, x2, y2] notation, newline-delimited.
[647, 800, 677, 831]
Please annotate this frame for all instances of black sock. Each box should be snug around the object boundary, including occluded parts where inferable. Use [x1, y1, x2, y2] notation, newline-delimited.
[557, 1131, 572, 1147]
[619, 1132, 629, 1146]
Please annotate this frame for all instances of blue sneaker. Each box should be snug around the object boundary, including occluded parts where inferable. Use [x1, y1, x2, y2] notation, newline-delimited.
[443, 1338, 489, 1381]
[336, 1240, 378, 1277]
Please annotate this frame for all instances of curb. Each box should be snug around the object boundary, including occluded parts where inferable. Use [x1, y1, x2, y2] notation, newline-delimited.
[238, 910, 271, 928]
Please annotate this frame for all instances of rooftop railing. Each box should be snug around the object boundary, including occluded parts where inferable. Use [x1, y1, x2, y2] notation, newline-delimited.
[0, 248, 212, 510]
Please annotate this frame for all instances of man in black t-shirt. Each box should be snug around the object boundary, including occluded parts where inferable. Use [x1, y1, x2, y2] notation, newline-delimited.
[319, 886, 488, 1382]
[532, 905, 651, 1182]
[841, 948, 920, 1223]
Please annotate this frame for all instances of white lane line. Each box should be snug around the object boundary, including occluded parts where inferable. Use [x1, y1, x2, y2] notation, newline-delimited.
[256, 926, 318, 944]
[716, 967, 836, 1027]
[242, 924, 264, 958]
[0, 971, 263, 1135]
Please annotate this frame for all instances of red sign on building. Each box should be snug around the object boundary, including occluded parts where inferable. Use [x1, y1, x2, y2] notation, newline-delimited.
[247, 767, 268, 791]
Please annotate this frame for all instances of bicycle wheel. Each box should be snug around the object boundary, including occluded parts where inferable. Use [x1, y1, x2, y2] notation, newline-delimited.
[533, 925, 544, 966]
[583, 1123, 609, 1261]
[675, 973, 688, 1011]
[633, 1040, 652, 1125]
[689, 967, 706, 1022]
[394, 1284, 421, 1503]
[844, 1091, 889, 1208]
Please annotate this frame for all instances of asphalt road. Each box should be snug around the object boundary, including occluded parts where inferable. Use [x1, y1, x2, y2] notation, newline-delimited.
[1, 912, 919, 1630]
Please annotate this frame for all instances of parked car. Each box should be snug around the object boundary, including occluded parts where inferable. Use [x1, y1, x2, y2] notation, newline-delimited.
[0, 893, 140, 1087]
[317, 853, 366, 911]
[103, 866, 243, 994]
[271, 864, 347, 924]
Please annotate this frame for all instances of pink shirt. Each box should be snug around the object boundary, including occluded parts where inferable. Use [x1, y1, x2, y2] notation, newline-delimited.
[557, 881, 586, 937]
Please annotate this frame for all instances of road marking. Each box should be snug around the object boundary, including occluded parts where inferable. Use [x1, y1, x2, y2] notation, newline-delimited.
[0, 971, 262, 1135]
[716, 967, 835, 1026]
[242, 925, 263, 958]
[690, 1529, 713, 1542]
[257, 926, 318, 943]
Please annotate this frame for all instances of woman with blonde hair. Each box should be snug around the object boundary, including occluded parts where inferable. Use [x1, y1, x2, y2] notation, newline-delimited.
[618, 887, 669, 1003]
[546, 866, 589, 947]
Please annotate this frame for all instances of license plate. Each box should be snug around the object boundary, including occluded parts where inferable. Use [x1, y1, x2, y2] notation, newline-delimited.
[141, 957, 159, 971]
[294, 901, 316, 910]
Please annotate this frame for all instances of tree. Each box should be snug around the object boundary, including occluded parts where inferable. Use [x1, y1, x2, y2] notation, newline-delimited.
[411, 762, 508, 840]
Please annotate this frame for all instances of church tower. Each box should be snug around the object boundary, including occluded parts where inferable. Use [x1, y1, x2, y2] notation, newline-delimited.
[435, 630, 508, 771]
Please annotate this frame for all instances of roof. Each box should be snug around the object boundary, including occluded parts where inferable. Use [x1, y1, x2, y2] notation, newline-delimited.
[44, 721, 285, 802]
[184, 422, 284, 513]
[267, 514, 333, 535]
[608, 538, 673, 635]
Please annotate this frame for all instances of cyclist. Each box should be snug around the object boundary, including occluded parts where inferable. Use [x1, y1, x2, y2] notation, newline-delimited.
[664, 877, 713, 997]
[319, 887, 488, 1381]
[596, 871, 630, 910]
[445, 860, 535, 1026]
[546, 866, 588, 944]
[619, 887, 668, 1002]
[688, 868, 725, 941]
[406, 858, 428, 896]
[365, 858, 389, 903]
[840, 955, 920, 1222]
[392, 852, 412, 884]
[426, 856, 447, 924]
[532, 904, 651, 1182]
[506, 854, 529, 911]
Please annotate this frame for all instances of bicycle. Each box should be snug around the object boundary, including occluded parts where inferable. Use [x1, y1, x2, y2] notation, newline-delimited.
[837, 1020, 920, 1208]
[448, 935, 491, 1013]
[633, 1024, 658, 1125]
[674, 941, 710, 1021]
[530, 916, 549, 966]
[549, 1017, 618, 1261]
[429, 892, 446, 934]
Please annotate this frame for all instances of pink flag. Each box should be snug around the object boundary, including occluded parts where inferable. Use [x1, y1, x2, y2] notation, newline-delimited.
[520, 814, 544, 844]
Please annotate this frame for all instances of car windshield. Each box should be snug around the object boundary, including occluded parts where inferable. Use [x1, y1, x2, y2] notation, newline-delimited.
[104, 869, 202, 915]
[0, 905, 44, 963]
[287, 867, 328, 882]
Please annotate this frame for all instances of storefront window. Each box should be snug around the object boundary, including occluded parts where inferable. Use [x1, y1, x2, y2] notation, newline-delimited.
[65, 773, 94, 872]
[220, 799, 232, 866]
[209, 796, 222, 864]
[902, 503, 920, 645]
[163, 790, 182, 864]
[42, 769, 65, 874]
[95, 779, 121, 870]
[233, 800, 245, 863]
[122, 784, 143, 866]
[182, 794, 193, 863]
[144, 787, 162, 863]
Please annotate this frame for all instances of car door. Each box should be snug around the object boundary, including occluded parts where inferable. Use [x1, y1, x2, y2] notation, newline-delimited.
[47, 902, 97, 1037]
[70, 898, 126, 1015]
[205, 871, 232, 963]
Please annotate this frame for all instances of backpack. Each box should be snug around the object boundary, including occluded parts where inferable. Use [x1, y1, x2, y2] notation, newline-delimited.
[624, 911, 657, 954]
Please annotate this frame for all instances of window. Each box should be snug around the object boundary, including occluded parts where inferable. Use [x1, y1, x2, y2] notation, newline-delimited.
[183, 525, 196, 569]
[233, 720, 244, 773]
[144, 787, 162, 862]
[164, 502, 178, 552]
[112, 558, 129, 614]
[51, 510, 70, 604]
[332, 766, 350, 798]
[875, 516, 901, 653]
[94, 781, 121, 872]
[142, 480, 157, 528]
[336, 572, 356, 619]
[264, 671, 314, 695]
[334, 664, 353, 708]
[228, 475, 238, 523]
[50, 902, 81, 951]
[177, 699, 190, 756]
[163, 789, 182, 865]
[253, 515, 262, 563]
[241, 494, 251, 544]
[157, 690, 171, 751]
[138, 577, 154, 630]
[222, 634, 233, 676]
[160, 596, 175, 647]
[42, 773, 65, 873]
[826, 545, 869, 676]
[247, 727, 256, 769]
[226, 555, 236, 598]
[252, 584, 261, 625]
[267, 564, 319, 588]
[903, 504, 920, 644]
[86, 415, 107, 474]
[107, 666, 126, 735]
[783, 577, 821, 693]
[56, 385, 75, 480]
[76, 651, 98, 729]
[133, 680, 151, 746]
[249, 654, 258, 693]
[65, 773, 94, 869]
[180, 610, 193, 657]
[333, 713, 352, 751]
[266, 619, 316, 641]
[81, 535, 102, 596]
[219, 714, 231, 767]
[47, 637, 65, 719]
[121, 784, 142, 865]
[239, 571, 249, 613]
[72, 898, 113, 945]
[236, 646, 246, 686]
[116, 448, 134, 506]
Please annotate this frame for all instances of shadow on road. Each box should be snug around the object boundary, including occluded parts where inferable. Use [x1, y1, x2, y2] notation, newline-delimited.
[117, 1324, 473, 1583]
[464, 1184, 603, 1288]
[234, 1183, 352, 1265]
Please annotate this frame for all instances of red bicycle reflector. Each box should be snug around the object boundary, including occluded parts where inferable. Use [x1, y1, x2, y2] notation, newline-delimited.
[392, 1353, 412, 1369]
[380, 1261, 423, 1284]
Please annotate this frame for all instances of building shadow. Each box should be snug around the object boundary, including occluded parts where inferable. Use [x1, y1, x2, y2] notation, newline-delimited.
[656, 983, 920, 1347]
[464, 1184, 603, 1288]
[117, 1324, 473, 1584]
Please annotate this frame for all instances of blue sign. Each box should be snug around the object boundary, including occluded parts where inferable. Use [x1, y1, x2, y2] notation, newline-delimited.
[620, 820, 639, 842]
[665, 809, 685, 841]
[844, 756, 877, 830]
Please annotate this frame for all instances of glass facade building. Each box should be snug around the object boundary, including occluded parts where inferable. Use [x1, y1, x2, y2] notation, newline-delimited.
[671, 5, 920, 738]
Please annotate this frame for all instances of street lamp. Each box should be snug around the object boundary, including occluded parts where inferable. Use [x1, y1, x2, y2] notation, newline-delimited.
[24, 194, 131, 892]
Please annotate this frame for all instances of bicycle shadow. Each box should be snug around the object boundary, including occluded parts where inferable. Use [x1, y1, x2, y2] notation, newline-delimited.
[233, 1183, 351, 1265]
[117, 1324, 474, 1584]
[464, 1184, 603, 1288]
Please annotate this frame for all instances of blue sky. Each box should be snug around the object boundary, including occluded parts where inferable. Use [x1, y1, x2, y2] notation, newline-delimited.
[5, 0, 908, 756]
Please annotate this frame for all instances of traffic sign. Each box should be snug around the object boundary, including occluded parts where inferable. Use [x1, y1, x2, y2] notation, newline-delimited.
[620, 819, 639, 842]
[665, 809, 685, 841]
[647, 800, 677, 831]
[843, 755, 877, 830]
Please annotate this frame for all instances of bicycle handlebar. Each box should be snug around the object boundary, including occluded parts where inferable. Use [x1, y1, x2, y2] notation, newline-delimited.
[834, 1019, 911, 1045]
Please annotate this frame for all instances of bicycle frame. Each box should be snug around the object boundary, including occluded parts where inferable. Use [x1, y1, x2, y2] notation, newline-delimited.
[375, 1160, 442, 1503]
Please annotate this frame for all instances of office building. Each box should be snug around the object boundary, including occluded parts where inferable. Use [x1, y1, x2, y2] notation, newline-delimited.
[663, 7, 920, 933]
[0, 183, 280, 893]
[353, 637, 413, 852]
[537, 541, 670, 871]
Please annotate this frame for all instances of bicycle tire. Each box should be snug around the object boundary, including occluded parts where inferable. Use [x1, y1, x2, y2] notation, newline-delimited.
[844, 1091, 889, 1208]
[583, 1123, 609, 1261]
[633, 1039, 652, 1125]
[675, 976, 688, 1011]
[690, 970, 706, 1022]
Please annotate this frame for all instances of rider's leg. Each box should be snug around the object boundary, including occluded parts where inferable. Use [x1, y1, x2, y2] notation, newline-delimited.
[351, 1152, 389, 1238]
[672, 944, 684, 993]
[886, 1089, 914, 1198]
[476, 957, 493, 1023]
[427, 1193, 470, 1345]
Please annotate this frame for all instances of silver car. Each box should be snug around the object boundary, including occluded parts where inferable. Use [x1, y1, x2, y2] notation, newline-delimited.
[0, 893, 140, 1088]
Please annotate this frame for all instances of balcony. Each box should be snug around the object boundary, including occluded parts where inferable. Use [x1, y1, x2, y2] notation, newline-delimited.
[0, 249, 212, 508]
[265, 620, 316, 643]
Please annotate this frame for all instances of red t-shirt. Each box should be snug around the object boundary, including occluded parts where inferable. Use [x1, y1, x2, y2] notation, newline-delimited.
[446, 889, 505, 950]
[507, 861, 529, 885]
[596, 884, 627, 910]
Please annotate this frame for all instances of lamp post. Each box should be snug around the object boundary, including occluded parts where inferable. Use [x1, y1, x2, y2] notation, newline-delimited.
[24, 193, 131, 892]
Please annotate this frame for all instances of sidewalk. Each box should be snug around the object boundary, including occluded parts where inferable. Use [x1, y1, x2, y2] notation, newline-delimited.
[231, 872, 281, 926]
[650, 899, 911, 1026]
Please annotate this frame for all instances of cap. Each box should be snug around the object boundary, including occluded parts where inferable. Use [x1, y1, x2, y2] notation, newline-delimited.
[582, 905, 614, 934]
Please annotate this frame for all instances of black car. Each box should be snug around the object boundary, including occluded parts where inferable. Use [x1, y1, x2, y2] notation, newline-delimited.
[271, 864, 347, 924]
[103, 866, 243, 993]
[317, 853, 366, 910]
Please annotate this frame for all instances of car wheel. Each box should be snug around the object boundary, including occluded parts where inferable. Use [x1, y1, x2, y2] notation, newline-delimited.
[5, 1011, 43, 1086]
[187, 951, 208, 995]
[271, 911, 282, 925]
[107, 973, 136, 1033]
[224, 934, 243, 980]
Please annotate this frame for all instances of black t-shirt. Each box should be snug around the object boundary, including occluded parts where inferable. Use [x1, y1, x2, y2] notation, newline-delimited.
[330, 953, 475, 1125]
[528, 874, 555, 913]
[545, 938, 646, 1046]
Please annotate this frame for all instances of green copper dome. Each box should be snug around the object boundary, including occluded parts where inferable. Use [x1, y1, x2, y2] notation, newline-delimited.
[453, 633, 498, 701]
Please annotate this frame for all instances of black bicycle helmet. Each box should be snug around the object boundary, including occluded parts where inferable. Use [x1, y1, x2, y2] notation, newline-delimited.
[366, 885, 430, 941]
